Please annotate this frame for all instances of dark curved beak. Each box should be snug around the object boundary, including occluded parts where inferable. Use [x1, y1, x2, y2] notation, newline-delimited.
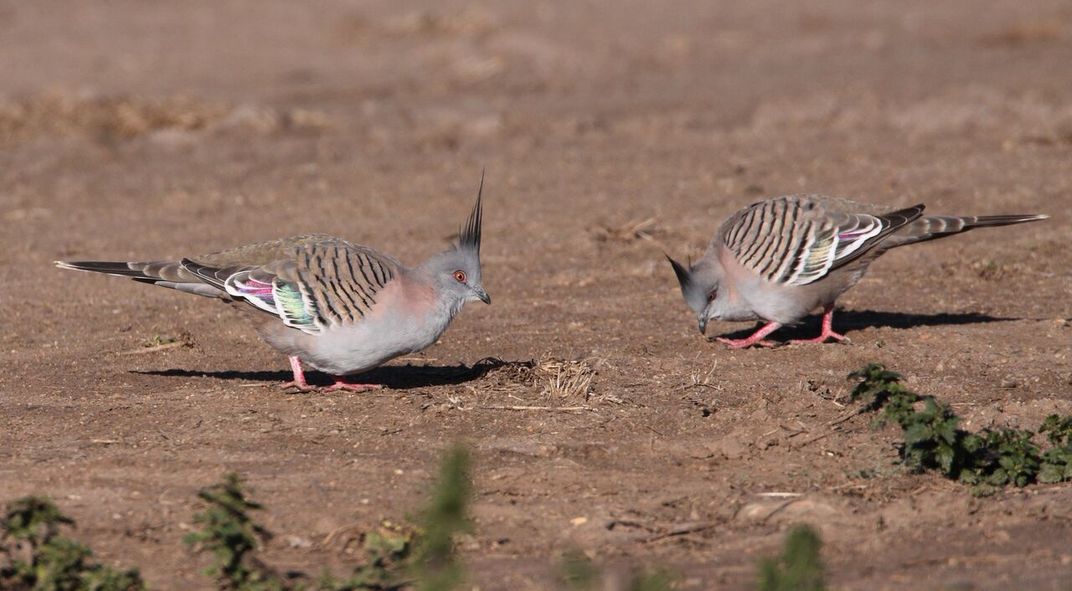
[475, 287, 491, 305]
[698, 317, 708, 335]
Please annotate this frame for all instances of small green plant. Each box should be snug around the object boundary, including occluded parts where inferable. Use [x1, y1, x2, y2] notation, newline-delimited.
[848, 364, 1072, 490]
[1037, 415, 1072, 483]
[186, 447, 479, 591]
[184, 473, 285, 591]
[559, 549, 599, 590]
[557, 549, 674, 591]
[318, 521, 417, 590]
[758, 525, 826, 591]
[849, 365, 968, 476]
[413, 445, 473, 591]
[1, 496, 146, 591]
[1040, 414, 1072, 446]
[323, 446, 480, 591]
[848, 365, 913, 413]
[626, 570, 675, 591]
[960, 428, 1042, 487]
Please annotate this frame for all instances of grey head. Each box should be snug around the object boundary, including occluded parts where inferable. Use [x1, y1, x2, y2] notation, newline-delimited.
[666, 254, 724, 335]
[421, 173, 491, 309]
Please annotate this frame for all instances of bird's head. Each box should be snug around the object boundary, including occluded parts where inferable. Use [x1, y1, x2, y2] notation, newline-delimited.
[666, 254, 722, 335]
[426, 174, 490, 308]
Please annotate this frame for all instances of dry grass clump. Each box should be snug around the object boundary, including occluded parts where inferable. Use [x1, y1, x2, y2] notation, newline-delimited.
[338, 8, 497, 40]
[457, 357, 605, 409]
[590, 217, 663, 244]
[0, 93, 227, 142]
[537, 358, 596, 400]
[383, 8, 497, 38]
[0, 93, 331, 143]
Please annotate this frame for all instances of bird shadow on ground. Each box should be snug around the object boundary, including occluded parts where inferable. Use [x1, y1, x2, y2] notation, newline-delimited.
[716, 309, 1015, 341]
[134, 357, 513, 390]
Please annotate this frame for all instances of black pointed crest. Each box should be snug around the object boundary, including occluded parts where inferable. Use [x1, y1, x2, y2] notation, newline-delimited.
[459, 170, 484, 255]
[665, 254, 691, 288]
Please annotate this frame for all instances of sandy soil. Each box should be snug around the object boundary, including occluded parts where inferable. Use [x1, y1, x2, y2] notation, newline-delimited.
[2, 1, 1071, 589]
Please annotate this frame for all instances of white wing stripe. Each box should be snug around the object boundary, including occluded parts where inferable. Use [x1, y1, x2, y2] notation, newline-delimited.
[833, 219, 883, 260]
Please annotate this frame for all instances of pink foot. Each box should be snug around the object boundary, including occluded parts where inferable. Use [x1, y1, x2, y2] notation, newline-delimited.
[281, 356, 315, 392]
[278, 357, 383, 393]
[714, 321, 783, 349]
[716, 337, 779, 349]
[789, 330, 849, 345]
[324, 379, 383, 393]
[789, 306, 851, 345]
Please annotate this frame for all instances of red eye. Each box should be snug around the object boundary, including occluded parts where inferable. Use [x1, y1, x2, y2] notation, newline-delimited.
[707, 290, 717, 303]
[453, 270, 467, 283]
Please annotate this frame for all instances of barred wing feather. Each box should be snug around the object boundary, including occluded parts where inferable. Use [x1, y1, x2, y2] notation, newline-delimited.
[721, 196, 924, 286]
[184, 240, 399, 335]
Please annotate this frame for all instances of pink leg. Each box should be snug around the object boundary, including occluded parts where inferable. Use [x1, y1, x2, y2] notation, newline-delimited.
[324, 376, 383, 393]
[790, 306, 849, 345]
[281, 356, 314, 392]
[716, 321, 783, 349]
[280, 357, 383, 392]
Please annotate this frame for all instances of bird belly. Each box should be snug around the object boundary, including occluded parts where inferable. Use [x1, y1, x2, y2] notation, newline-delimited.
[715, 306, 761, 323]
[298, 319, 444, 375]
[249, 280, 458, 376]
[742, 282, 826, 325]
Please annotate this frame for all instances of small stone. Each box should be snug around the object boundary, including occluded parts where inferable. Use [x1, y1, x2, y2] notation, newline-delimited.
[286, 535, 312, 549]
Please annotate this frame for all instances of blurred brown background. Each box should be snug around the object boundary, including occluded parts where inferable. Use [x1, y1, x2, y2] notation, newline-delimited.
[2, 1, 1071, 589]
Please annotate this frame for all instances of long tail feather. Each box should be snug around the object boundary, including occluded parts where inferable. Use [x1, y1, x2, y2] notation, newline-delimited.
[959, 213, 1050, 228]
[889, 213, 1048, 247]
[179, 258, 234, 290]
[54, 259, 225, 298]
[55, 260, 155, 279]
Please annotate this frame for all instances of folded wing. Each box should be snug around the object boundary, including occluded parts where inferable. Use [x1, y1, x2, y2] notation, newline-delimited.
[57, 235, 399, 336]
[720, 195, 924, 286]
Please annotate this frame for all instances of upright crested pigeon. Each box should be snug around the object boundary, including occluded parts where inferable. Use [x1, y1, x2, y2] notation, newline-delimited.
[57, 179, 491, 391]
[667, 194, 1047, 348]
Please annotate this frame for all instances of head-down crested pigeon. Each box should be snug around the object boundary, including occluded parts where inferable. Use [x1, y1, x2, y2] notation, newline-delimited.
[667, 194, 1047, 348]
[57, 178, 491, 391]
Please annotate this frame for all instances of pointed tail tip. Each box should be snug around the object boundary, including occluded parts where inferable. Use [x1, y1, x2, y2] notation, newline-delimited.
[1005, 213, 1049, 223]
[55, 260, 100, 272]
[969, 212, 1050, 227]
[55, 260, 98, 273]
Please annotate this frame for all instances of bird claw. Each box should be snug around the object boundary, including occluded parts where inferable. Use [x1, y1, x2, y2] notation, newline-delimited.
[280, 380, 315, 393]
[715, 337, 780, 349]
[324, 381, 383, 393]
[789, 331, 851, 345]
[279, 380, 382, 393]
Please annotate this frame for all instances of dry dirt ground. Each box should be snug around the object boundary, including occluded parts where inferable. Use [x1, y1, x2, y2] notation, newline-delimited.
[2, 1, 1071, 589]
